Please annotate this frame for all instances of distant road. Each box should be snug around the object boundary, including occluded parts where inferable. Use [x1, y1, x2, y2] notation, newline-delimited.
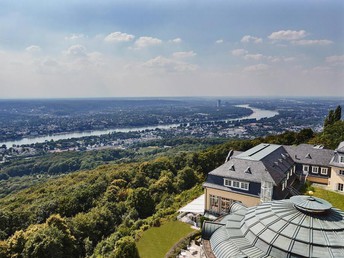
[1, 105, 278, 147]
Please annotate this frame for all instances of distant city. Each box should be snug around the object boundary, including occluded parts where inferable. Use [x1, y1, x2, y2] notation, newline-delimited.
[0, 97, 343, 162]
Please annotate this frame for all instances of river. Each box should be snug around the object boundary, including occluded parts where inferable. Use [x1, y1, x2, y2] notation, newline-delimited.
[1, 104, 278, 147]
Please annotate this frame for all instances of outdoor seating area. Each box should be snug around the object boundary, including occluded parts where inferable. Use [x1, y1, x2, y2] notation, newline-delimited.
[177, 240, 202, 258]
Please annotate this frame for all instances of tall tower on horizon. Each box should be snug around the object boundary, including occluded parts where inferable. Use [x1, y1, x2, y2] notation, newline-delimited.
[217, 99, 221, 108]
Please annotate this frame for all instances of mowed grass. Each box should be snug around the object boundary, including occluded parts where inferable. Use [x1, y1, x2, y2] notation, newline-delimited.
[137, 220, 195, 258]
[312, 187, 344, 210]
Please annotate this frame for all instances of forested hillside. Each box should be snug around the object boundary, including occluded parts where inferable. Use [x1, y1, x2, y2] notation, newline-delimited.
[0, 109, 343, 257]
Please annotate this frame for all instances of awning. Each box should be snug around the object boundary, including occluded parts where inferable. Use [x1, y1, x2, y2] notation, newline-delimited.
[178, 194, 205, 214]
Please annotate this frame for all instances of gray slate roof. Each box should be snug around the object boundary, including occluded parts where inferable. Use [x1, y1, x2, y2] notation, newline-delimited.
[203, 197, 344, 258]
[283, 144, 333, 166]
[337, 141, 344, 153]
[208, 144, 294, 185]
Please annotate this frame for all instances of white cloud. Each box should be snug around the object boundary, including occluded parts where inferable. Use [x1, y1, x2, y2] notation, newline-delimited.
[241, 35, 262, 43]
[292, 39, 333, 46]
[172, 51, 196, 59]
[104, 31, 135, 42]
[144, 56, 197, 72]
[243, 64, 269, 72]
[135, 36, 162, 48]
[215, 39, 224, 44]
[283, 57, 296, 62]
[25, 45, 41, 53]
[303, 66, 333, 75]
[231, 49, 248, 56]
[268, 30, 307, 41]
[244, 54, 264, 61]
[170, 38, 182, 43]
[64, 45, 87, 58]
[326, 55, 344, 65]
[65, 34, 85, 40]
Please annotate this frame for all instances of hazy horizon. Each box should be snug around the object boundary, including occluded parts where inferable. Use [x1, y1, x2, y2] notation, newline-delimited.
[1, 0, 343, 98]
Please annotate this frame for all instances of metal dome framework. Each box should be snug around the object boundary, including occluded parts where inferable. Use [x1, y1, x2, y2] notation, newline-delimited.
[202, 196, 344, 258]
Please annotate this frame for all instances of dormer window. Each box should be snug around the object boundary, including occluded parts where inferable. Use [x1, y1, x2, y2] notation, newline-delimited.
[245, 167, 251, 174]
[223, 178, 249, 191]
[229, 165, 235, 171]
[305, 153, 312, 159]
[321, 168, 328, 175]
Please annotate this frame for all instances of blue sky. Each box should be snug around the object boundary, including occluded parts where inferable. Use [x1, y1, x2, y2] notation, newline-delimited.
[0, 0, 343, 98]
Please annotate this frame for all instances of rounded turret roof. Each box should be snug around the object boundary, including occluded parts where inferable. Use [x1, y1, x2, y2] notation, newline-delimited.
[205, 196, 344, 258]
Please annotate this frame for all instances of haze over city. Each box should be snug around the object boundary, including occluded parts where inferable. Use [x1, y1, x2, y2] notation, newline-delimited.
[0, 0, 343, 98]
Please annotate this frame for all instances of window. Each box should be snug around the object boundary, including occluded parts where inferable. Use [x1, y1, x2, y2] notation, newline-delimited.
[303, 165, 309, 172]
[341, 156, 344, 163]
[339, 170, 344, 176]
[338, 183, 344, 192]
[241, 182, 249, 190]
[312, 166, 319, 174]
[221, 198, 232, 214]
[233, 181, 240, 188]
[224, 179, 231, 187]
[223, 178, 249, 191]
[321, 168, 328, 175]
[210, 195, 219, 212]
[282, 180, 286, 191]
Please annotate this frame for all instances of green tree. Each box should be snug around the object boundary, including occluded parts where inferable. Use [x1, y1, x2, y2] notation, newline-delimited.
[128, 187, 155, 219]
[334, 105, 342, 121]
[295, 128, 314, 144]
[23, 225, 77, 258]
[175, 167, 198, 191]
[310, 120, 344, 149]
[7, 230, 26, 258]
[7, 215, 77, 258]
[111, 236, 139, 258]
[0, 241, 7, 258]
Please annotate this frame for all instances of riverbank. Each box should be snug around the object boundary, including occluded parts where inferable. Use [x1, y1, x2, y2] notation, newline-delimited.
[1, 105, 278, 147]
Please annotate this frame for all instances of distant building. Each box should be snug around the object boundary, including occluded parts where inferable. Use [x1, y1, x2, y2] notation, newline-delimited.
[203, 142, 344, 215]
[216, 99, 221, 108]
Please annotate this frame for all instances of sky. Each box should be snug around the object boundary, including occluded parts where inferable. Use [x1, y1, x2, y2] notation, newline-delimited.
[0, 0, 343, 98]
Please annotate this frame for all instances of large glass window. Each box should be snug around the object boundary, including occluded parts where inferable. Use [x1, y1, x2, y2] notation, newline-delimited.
[221, 198, 232, 214]
[210, 195, 219, 212]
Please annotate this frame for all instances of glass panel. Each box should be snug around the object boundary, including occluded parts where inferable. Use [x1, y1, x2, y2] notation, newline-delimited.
[221, 197, 232, 214]
[210, 195, 219, 212]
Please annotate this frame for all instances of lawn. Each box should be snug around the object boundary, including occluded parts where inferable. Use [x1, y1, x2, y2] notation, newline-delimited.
[137, 220, 196, 258]
[311, 187, 344, 210]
